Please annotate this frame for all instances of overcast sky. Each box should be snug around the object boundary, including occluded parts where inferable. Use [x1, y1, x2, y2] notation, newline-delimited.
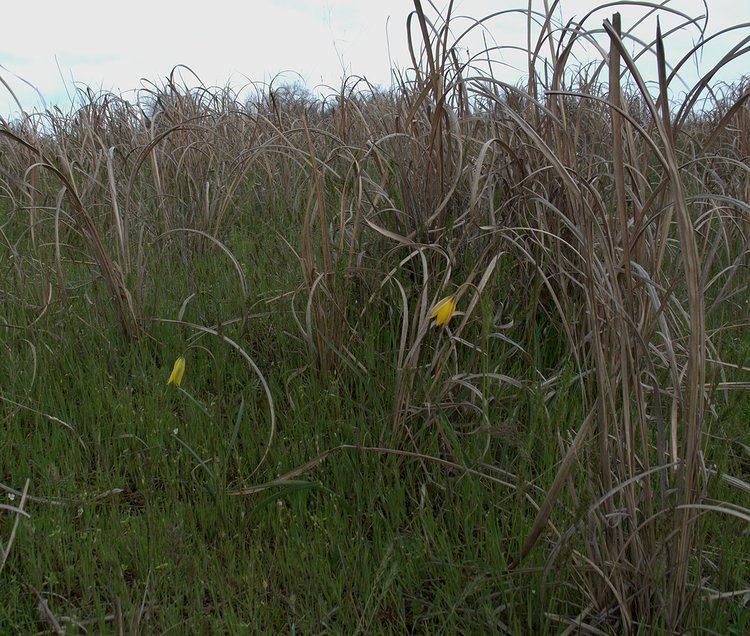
[1, 0, 748, 118]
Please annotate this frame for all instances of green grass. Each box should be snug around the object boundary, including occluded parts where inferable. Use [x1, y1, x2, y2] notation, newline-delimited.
[2, 198, 748, 634]
[0, 292, 532, 633]
[0, 218, 525, 634]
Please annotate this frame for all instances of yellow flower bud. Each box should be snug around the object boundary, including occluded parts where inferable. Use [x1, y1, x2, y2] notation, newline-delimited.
[429, 295, 457, 327]
[167, 356, 186, 386]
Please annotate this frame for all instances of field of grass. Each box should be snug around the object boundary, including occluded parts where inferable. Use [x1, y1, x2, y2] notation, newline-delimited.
[1, 2, 749, 633]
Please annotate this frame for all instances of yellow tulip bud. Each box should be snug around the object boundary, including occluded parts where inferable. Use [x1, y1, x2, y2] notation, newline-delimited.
[167, 356, 186, 386]
[429, 295, 457, 327]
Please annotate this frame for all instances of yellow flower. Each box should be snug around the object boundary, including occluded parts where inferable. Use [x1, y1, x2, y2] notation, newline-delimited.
[167, 356, 186, 386]
[429, 295, 457, 327]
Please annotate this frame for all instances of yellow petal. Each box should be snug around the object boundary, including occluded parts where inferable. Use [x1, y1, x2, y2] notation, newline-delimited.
[167, 356, 186, 386]
[429, 295, 457, 327]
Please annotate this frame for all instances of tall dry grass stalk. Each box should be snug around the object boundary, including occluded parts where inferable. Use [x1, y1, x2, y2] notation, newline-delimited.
[469, 5, 748, 631]
[367, 1, 748, 631]
[0, 107, 142, 339]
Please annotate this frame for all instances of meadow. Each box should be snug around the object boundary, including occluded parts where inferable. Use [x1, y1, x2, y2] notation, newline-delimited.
[1, 2, 749, 633]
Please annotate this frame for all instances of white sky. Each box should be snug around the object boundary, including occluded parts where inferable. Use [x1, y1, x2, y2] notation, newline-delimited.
[1, 0, 748, 119]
